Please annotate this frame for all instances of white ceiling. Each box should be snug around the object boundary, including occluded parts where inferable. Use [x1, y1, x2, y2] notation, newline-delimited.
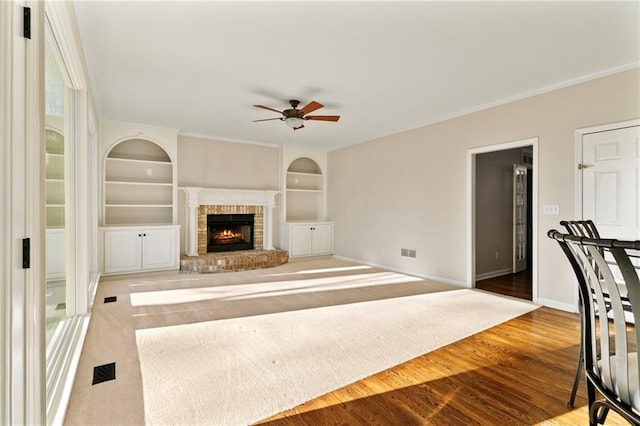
[73, 1, 640, 151]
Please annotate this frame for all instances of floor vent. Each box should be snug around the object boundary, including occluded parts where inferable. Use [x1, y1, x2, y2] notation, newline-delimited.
[55, 302, 66, 310]
[104, 296, 117, 303]
[92, 362, 116, 385]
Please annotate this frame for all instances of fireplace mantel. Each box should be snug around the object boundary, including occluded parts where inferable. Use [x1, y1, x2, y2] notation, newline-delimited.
[180, 187, 280, 257]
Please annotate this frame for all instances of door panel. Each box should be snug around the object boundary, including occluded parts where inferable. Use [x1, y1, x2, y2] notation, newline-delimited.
[583, 125, 639, 239]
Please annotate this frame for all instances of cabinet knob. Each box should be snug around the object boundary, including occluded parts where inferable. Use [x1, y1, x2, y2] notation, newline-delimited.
[138, 234, 142, 237]
[143, 233, 147, 237]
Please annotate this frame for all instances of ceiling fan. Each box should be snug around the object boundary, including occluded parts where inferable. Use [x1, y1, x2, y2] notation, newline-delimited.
[253, 100, 340, 131]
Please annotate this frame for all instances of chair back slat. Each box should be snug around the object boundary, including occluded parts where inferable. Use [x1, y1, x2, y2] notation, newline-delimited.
[548, 228, 640, 421]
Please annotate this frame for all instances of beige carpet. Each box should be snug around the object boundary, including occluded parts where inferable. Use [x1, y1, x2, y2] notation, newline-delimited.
[133, 264, 537, 425]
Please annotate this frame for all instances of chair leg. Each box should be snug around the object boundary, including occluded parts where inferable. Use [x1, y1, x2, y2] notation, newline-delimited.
[567, 342, 583, 408]
[586, 381, 598, 426]
[568, 297, 585, 408]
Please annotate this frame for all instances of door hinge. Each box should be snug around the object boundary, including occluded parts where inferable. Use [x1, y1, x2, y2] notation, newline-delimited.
[23, 7, 31, 39]
[578, 163, 593, 170]
[22, 238, 30, 269]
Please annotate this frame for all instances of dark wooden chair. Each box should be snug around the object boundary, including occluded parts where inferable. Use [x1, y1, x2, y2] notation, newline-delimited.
[561, 220, 634, 408]
[548, 230, 640, 424]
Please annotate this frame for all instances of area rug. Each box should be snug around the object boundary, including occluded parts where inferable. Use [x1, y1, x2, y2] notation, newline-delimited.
[136, 286, 536, 425]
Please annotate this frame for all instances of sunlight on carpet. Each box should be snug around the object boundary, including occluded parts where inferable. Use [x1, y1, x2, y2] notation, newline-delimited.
[129, 271, 422, 306]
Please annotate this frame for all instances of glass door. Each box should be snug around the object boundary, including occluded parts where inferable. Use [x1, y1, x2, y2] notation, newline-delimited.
[45, 25, 72, 346]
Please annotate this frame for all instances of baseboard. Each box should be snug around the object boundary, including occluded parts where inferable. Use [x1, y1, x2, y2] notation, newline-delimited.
[475, 268, 513, 281]
[537, 297, 577, 313]
[87, 272, 101, 311]
[332, 255, 468, 288]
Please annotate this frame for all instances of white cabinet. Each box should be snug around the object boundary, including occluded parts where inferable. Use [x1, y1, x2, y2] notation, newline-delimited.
[102, 225, 179, 274]
[46, 228, 65, 281]
[284, 222, 333, 258]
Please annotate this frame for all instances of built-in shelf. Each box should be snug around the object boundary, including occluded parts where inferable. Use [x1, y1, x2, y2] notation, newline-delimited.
[285, 156, 324, 220]
[287, 188, 323, 193]
[103, 138, 174, 226]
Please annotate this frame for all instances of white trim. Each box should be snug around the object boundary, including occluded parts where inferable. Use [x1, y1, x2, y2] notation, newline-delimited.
[87, 272, 100, 311]
[332, 255, 468, 287]
[475, 268, 513, 282]
[537, 297, 577, 313]
[0, 2, 11, 422]
[45, 315, 90, 426]
[467, 137, 539, 304]
[178, 130, 280, 148]
[43, 2, 86, 90]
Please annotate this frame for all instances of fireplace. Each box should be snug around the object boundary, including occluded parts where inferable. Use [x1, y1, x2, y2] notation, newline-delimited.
[207, 214, 254, 252]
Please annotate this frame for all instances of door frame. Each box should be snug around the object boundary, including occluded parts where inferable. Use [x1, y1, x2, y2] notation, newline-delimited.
[467, 137, 539, 303]
[574, 118, 640, 221]
[1, 1, 46, 424]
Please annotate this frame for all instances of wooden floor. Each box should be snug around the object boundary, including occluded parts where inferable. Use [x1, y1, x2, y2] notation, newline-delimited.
[258, 307, 628, 425]
[476, 269, 532, 301]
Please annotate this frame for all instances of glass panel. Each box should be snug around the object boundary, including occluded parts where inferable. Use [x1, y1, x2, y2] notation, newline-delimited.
[45, 34, 67, 345]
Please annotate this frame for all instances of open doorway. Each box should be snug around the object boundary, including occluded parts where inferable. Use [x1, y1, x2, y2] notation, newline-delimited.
[467, 138, 538, 303]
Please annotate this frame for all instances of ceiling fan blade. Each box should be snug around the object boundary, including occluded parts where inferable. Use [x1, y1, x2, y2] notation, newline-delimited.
[252, 118, 283, 122]
[254, 105, 284, 115]
[293, 124, 305, 131]
[305, 115, 340, 122]
[299, 101, 324, 115]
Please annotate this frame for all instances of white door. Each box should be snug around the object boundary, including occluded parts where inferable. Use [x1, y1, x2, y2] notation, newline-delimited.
[291, 224, 313, 257]
[582, 125, 640, 239]
[312, 223, 333, 255]
[104, 229, 142, 273]
[142, 227, 177, 270]
[513, 164, 527, 273]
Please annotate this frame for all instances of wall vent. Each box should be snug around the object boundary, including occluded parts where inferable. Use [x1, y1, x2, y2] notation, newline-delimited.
[401, 248, 417, 258]
[104, 296, 117, 303]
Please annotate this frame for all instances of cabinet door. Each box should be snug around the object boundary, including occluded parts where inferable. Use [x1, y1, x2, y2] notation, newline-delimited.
[104, 229, 142, 274]
[312, 223, 333, 255]
[290, 225, 313, 257]
[46, 228, 66, 281]
[142, 227, 177, 270]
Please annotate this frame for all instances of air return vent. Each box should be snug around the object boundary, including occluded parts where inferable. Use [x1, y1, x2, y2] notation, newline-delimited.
[92, 362, 116, 385]
[401, 248, 417, 258]
[104, 296, 117, 303]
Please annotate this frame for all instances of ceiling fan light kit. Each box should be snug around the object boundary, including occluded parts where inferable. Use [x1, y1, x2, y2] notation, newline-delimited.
[284, 117, 305, 128]
[253, 99, 340, 131]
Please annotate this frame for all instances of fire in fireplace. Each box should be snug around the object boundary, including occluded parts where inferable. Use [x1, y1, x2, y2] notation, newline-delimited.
[207, 214, 254, 252]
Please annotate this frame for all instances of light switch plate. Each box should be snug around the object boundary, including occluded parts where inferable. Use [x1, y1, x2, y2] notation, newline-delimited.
[543, 204, 560, 215]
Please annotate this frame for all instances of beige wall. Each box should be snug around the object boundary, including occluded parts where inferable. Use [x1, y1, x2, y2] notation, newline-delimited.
[327, 67, 639, 310]
[176, 135, 280, 254]
[177, 135, 279, 189]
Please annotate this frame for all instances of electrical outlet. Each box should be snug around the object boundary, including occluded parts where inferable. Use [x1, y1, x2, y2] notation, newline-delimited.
[146, 168, 153, 176]
[543, 204, 560, 215]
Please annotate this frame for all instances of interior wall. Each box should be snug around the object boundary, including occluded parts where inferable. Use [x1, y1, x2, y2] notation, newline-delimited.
[176, 135, 279, 254]
[327, 67, 639, 309]
[475, 148, 526, 278]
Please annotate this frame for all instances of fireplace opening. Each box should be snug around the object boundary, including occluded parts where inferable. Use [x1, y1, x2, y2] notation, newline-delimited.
[207, 214, 254, 253]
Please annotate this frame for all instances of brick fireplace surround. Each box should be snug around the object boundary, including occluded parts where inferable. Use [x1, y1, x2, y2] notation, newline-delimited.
[180, 187, 288, 273]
